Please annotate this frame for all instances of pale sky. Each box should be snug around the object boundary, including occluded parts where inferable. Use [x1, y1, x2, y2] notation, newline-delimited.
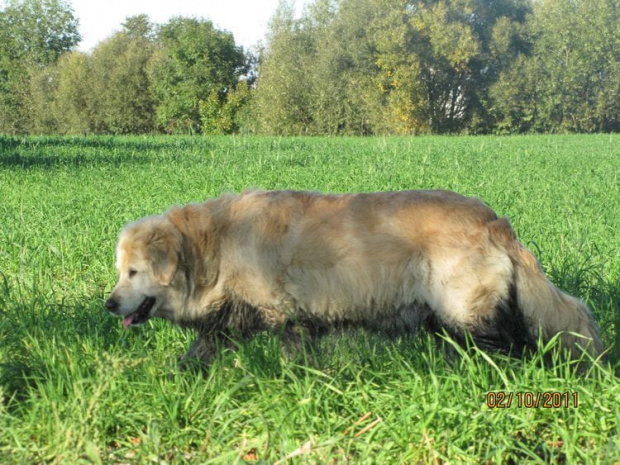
[71, 0, 311, 52]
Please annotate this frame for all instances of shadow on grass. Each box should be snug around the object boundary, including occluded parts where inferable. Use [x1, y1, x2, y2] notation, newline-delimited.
[0, 290, 127, 409]
[0, 152, 157, 169]
[0, 135, 217, 169]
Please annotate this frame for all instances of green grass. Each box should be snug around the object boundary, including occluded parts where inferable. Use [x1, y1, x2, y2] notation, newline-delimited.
[0, 134, 618, 463]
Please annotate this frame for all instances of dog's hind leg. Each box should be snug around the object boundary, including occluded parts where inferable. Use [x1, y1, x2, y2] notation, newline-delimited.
[486, 217, 603, 358]
[509, 244, 602, 358]
[423, 240, 534, 354]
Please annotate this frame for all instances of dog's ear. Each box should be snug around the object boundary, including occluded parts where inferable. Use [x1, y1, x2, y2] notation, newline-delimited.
[146, 225, 181, 286]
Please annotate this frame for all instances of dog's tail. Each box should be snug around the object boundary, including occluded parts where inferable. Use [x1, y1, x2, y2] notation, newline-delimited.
[489, 218, 603, 359]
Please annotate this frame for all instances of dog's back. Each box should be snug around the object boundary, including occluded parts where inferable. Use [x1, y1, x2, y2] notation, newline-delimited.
[214, 189, 601, 357]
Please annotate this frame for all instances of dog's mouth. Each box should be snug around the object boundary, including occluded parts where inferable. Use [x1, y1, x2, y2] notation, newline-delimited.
[122, 297, 156, 328]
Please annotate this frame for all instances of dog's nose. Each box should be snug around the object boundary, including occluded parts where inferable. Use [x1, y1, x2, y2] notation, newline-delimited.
[105, 298, 119, 312]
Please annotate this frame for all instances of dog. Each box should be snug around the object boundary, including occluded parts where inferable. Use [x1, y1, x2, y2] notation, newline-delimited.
[105, 189, 602, 363]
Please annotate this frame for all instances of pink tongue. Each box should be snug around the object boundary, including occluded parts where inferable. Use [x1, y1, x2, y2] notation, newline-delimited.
[123, 314, 136, 328]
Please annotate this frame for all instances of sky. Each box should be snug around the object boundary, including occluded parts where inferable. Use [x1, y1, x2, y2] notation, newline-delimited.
[71, 0, 311, 52]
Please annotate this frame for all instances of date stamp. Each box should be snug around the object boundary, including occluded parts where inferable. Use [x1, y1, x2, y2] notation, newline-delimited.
[486, 391, 579, 409]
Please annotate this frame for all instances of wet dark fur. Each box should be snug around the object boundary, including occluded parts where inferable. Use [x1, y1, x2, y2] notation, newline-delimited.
[180, 285, 536, 365]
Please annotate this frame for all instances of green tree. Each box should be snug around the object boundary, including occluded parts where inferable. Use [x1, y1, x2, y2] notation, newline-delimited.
[255, 0, 531, 135]
[150, 17, 248, 134]
[0, 0, 80, 66]
[253, 1, 316, 135]
[308, 0, 381, 135]
[372, 0, 531, 134]
[26, 61, 60, 133]
[255, 0, 381, 135]
[0, 0, 80, 133]
[48, 51, 92, 134]
[27, 14, 158, 134]
[491, 0, 620, 132]
[88, 15, 158, 134]
[200, 80, 252, 134]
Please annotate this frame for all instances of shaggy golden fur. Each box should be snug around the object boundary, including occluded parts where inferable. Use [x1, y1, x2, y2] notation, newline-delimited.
[105, 189, 602, 362]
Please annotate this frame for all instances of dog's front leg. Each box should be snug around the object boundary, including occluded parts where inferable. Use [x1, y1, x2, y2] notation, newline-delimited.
[179, 331, 219, 368]
[180, 329, 248, 368]
[280, 321, 323, 364]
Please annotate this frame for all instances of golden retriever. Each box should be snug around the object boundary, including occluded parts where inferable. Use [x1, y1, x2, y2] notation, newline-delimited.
[105, 189, 602, 363]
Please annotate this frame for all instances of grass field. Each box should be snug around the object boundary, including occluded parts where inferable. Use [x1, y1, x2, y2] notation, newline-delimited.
[0, 134, 619, 463]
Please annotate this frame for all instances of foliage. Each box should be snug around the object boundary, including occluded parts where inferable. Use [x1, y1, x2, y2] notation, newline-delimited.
[36, 51, 91, 134]
[25, 15, 158, 135]
[0, 0, 80, 66]
[253, 0, 533, 135]
[0, 0, 80, 133]
[0, 0, 619, 134]
[307, 0, 383, 135]
[254, 0, 619, 134]
[491, 0, 620, 133]
[375, 0, 532, 134]
[253, 1, 318, 135]
[0, 8, 250, 135]
[149, 17, 248, 134]
[87, 15, 158, 134]
[200, 80, 252, 134]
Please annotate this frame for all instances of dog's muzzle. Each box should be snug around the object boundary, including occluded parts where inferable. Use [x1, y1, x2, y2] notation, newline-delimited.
[105, 296, 156, 328]
[105, 298, 120, 313]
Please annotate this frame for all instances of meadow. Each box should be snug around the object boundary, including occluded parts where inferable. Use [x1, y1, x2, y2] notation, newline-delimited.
[0, 134, 618, 463]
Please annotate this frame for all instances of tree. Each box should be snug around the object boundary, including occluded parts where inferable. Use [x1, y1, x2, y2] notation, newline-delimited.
[0, 0, 80, 133]
[253, 1, 316, 135]
[254, 0, 382, 135]
[308, 0, 381, 135]
[48, 51, 92, 134]
[491, 0, 620, 132]
[371, 0, 531, 134]
[200, 80, 252, 134]
[255, 0, 532, 135]
[0, 0, 80, 66]
[88, 15, 158, 134]
[150, 17, 248, 134]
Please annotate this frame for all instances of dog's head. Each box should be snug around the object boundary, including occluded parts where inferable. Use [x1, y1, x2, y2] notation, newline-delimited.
[106, 216, 184, 327]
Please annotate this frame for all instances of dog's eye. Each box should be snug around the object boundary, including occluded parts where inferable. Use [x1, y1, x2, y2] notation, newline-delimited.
[128, 269, 138, 278]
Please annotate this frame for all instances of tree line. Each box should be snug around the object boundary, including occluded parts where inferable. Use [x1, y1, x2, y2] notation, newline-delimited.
[1, 0, 619, 136]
